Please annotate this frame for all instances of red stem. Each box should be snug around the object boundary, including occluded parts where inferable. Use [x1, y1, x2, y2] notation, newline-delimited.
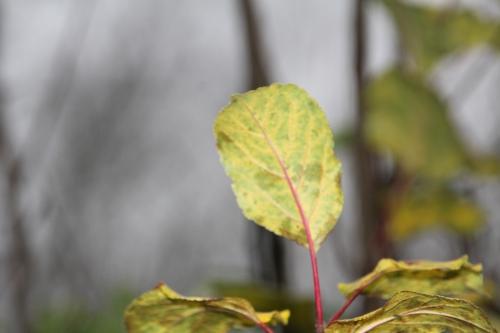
[280, 155, 324, 333]
[245, 105, 324, 333]
[244, 104, 324, 332]
[257, 323, 274, 333]
[327, 287, 364, 325]
[327, 274, 380, 326]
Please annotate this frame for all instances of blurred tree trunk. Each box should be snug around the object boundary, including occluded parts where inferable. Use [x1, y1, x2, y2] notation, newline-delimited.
[0, 4, 32, 332]
[352, 0, 384, 311]
[240, 0, 287, 288]
[1, 139, 31, 333]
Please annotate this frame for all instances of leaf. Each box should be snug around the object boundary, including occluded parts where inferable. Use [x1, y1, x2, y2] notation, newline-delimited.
[211, 281, 314, 333]
[383, 0, 500, 73]
[124, 282, 289, 333]
[326, 291, 496, 333]
[214, 84, 343, 250]
[338, 256, 484, 300]
[388, 186, 485, 240]
[365, 69, 467, 178]
[468, 154, 500, 177]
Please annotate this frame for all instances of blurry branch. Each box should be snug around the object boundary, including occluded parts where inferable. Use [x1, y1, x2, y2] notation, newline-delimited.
[352, 0, 391, 312]
[27, 0, 101, 302]
[25, 0, 99, 184]
[0, 130, 31, 333]
[353, 0, 374, 275]
[241, 0, 269, 87]
[0, 3, 32, 332]
[0, 100, 32, 333]
[240, 0, 286, 289]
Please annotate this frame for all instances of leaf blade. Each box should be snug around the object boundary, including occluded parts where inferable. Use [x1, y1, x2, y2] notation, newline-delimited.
[124, 283, 289, 333]
[214, 84, 343, 250]
[338, 256, 484, 300]
[388, 186, 485, 240]
[326, 291, 496, 333]
[365, 69, 466, 178]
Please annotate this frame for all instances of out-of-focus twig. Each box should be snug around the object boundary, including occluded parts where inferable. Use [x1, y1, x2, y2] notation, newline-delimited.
[240, 0, 287, 289]
[0, 3, 32, 331]
[0, 104, 32, 333]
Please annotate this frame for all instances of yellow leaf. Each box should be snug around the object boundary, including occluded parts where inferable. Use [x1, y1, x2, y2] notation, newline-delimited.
[327, 291, 496, 332]
[124, 283, 289, 333]
[388, 186, 484, 240]
[214, 84, 343, 250]
[338, 256, 484, 300]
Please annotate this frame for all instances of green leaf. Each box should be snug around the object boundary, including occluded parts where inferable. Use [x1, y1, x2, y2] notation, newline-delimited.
[214, 84, 343, 250]
[388, 186, 485, 240]
[365, 69, 466, 178]
[338, 256, 484, 300]
[383, 0, 500, 73]
[124, 283, 289, 333]
[326, 291, 496, 332]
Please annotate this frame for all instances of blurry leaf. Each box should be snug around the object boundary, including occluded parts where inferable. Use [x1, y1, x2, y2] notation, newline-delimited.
[338, 256, 484, 300]
[326, 291, 496, 332]
[383, 0, 500, 73]
[214, 84, 343, 250]
[333, 128, 355, 149]
[124, 282, 289, 333]
[211, 281, 314, 333]
[365, 69, 467, 178]
[486, 311, 500, 331]
[468, 154, 500, 177]
[388, 186, 484, 240]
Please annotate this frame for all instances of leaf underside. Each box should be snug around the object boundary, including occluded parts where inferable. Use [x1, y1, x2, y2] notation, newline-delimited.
[327, 291, 497, 333]
[124, 283, 289, 333]
[214, 83, 343, 250]
[338, 256, 484, 300]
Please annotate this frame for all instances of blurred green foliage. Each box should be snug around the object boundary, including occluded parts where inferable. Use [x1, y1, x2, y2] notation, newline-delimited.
[388, 184, 484, 240]
[361, 0, 500, 242]
[366, 69, 466, 179]
[34, 290, 133, 333]
[383, 0, 500, 73]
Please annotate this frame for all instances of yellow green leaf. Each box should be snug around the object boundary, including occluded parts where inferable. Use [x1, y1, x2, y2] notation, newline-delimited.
[365, 69, 466, 178]
[214, 84, 343, 250]
[388, 186, 484, 240]
[468, 154, 500, 177]
[383, 0, 500, 73]
[211, 281, 314, 333]
[338, 256, 484, 300]
[124, 282, 289, 333]
[326, 291, 496, 332]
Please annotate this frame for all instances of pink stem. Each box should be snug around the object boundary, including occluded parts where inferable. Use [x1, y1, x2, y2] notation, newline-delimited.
[282, 164, 324, 333]
[327, 287, 364, 325]
[245, 105, 324, 332]
[327, 274, 380, 326]
[257, 323, 274, 333]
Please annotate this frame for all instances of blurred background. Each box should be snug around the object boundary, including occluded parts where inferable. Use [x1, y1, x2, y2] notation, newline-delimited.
[1, 0, 500, 332]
